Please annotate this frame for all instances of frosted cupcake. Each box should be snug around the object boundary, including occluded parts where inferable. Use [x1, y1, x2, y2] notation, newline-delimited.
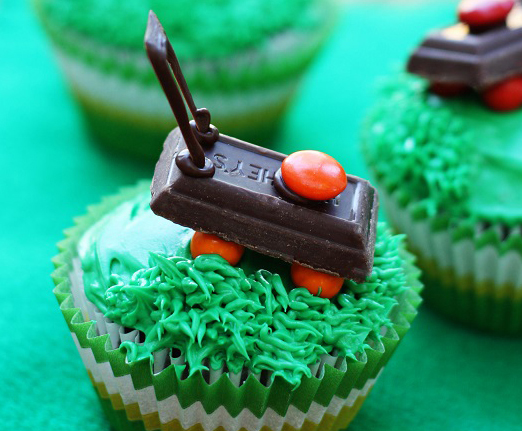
[52, 182, 422, 431]
[362, 0, 522, 334]
[33, 0, 338, 160]
[51, 11, 423, 429]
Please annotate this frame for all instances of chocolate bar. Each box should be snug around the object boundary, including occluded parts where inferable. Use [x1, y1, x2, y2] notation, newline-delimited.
[150, 129, 378, 282]
[145, 11, 378, 282]
[408, 12, 522, 87]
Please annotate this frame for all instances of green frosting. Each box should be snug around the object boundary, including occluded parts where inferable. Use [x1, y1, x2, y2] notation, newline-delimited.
[363, 75, 522, 226]
[35, 0, 332, 60]
[79, 192, 409, 386]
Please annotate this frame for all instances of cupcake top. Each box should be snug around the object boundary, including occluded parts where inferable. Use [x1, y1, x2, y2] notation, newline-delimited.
[363, 75, 522, 228]
[365, 1, 522, 232]
[35, 0, 334, 60]
[79, 191, 410, 386]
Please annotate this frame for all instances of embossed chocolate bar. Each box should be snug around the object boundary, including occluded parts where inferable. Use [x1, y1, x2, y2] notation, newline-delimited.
[145, 10, 378, 281]
[407, 20, 522, 87]
[150, 129, 378, 282]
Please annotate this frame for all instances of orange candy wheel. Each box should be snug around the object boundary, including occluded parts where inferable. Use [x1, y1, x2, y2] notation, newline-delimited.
[281, 150, 347, 201]
[190, 232, 245, 266]
[291, 263, 344, 299]
[482, 76, 522, 111]
[458, 0, 515, 29]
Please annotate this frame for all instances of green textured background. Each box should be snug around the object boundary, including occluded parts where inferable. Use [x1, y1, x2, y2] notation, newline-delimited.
[1, 1, 521, 430]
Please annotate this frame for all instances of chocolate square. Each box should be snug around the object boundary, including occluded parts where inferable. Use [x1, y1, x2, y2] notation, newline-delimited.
[150, 129, 378, 282]
[407, 24, 522, 87]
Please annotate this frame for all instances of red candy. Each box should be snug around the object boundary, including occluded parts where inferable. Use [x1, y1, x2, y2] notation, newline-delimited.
[458, 0, 515, 29]
[482, 75, 522, 111]
[190, 232, 245, 265]
[291, 263, 344, 298]
[281, 150, 347, 201]
[429, 82, 469, 98]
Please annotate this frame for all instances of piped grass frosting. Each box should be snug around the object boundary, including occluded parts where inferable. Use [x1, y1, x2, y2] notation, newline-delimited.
[364, 75, 522, 225]
[53, 182, 422, 431]
[80, 188, 410, 387]
[362, 74, 522, 333]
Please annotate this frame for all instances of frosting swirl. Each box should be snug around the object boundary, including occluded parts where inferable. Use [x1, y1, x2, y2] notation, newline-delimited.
[363, 75, 522, 226]
[79, 192, 409, 386]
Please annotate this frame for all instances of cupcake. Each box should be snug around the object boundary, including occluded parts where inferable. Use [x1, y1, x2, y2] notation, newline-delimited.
[51, 12, 422, 429]
[362, 0, 522, 334]
[33, 0, 338, 160]
[53, 182, 422, 431]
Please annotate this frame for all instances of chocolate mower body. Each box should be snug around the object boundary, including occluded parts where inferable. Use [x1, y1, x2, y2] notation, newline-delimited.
[151, 128, 378, 283]
[407, 24, 522, 87]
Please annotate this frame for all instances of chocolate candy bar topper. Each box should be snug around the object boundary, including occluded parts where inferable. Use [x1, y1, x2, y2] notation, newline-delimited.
[145, 11, 378, 283]
[408, 0, 522, 110]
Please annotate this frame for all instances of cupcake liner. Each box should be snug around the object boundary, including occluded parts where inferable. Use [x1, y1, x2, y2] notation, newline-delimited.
[379, 186, 522, 334]
[52, 182, 423, 431]
[41, 45, 302, 158]
[54, 47, 302, 126]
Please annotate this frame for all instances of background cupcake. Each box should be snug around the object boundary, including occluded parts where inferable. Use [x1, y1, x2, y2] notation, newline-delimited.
[53, 182, 422, 431]
[362, 1, 522, 334]
[33, 0, 338, 161]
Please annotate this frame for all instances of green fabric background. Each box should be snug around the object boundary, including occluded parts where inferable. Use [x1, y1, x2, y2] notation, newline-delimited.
[1, 0, 521, 430]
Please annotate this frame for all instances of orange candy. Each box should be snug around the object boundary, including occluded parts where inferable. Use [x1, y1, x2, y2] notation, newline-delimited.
[291, 263, 344, 299]
[458, 0, 514, 29]
[482, 76, 522, 111]
[190, 232, 245, 266]
[281, 150, 347, 201]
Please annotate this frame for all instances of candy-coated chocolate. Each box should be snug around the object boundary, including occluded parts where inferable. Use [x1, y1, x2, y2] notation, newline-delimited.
[429, 82, 469, 98]
[482, 75, 522, 111]
[281, 150, 347, 201]
[190, 232, 245, 265]
[291, 263, 344, 298]
[458, 0, 515, 29]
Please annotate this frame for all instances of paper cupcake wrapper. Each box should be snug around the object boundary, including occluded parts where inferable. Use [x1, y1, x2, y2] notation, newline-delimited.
[379, 186, 522, 334]
[52, 182, 423, 431]
[91, 373, 373, 431]
[60, 73, 295, 160]
[52, 47, 301, 126]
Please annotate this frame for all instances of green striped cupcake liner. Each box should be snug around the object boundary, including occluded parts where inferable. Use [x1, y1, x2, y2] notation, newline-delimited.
[51, 182, 423, 431]
[376, 184, 522, 335]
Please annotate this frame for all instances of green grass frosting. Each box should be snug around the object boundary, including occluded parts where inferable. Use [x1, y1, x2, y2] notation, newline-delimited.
[79, 192, 410, 387]
[363, 75, 522, 226]
[35, 0, 333, 60]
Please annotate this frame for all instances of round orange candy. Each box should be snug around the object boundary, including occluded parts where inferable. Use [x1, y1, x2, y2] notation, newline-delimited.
[291, 263, 344, 299]
[281, 150, 347, 201]
[190, 232, 245, 265]
[482, 76, 522, 111]
[458, 0, 514, 29]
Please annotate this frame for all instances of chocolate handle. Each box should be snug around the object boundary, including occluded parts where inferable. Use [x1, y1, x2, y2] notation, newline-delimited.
[145, 11, 218, 172]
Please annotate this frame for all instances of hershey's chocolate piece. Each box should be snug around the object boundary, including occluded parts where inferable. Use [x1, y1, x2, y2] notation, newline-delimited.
[145, 10, 379, 281]
[407, 22, 522, 87]
[151, 129, 378, 282]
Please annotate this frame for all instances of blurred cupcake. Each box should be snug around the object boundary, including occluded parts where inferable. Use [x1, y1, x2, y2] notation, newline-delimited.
[362, 1, 522, 334]
[52, 182, 422, 431]
[33, 0, 338, 160]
